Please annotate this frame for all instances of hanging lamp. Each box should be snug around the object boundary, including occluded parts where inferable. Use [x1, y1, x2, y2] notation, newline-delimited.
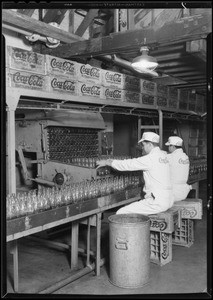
[131, 46, 158, 72]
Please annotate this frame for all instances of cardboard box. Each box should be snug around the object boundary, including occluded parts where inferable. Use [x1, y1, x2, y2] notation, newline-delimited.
[123, 90, 141, 104]
[102, 70, 124, 89]
[78, 63, 102, 84]
[45, 55, 79, 78]
[102, 87, 123, 101]
[7, 46, 45, 74]
[48, 75, 78, 95]
[141, 93, 156, 106]
[140, 79, 157, 96]
[157, 84, 168, 97]
[156, 96, 168, 108]
[7, 68, 48, 91]
[173, 198, 203, 219]
[123, 74, 140, 92]
[78, 82, 103, 98]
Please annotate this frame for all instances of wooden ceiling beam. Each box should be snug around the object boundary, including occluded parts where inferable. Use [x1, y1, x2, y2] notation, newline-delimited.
[75, 9, 99, 37]
[92, 15, 114, 37]
[48, 12, 211, 58]
[17, 9, 35, 17]
[42, 9, 67, 24]
[2, 9, 84, 43]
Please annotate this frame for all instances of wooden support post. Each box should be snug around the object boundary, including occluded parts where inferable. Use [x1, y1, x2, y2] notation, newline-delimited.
[7, 109, 16, 194]
[86, 217, 91, 266]
[95, 213, 102, 276]
[138, 117, 141, 141]
[191, 182, 199, 198]
[10, 240, 19, 292]
[159, 109, 163, 148]
[71, 221, 79, 270]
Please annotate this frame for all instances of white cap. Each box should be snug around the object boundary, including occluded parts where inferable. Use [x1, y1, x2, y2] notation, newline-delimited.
[138, 132, 160, 144]
[165, 136, 183, 146]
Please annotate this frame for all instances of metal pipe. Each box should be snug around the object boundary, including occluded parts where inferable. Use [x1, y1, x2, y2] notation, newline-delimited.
[39, 258, 105, 294]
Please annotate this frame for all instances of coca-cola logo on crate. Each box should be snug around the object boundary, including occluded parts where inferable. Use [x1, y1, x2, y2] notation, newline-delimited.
[13, 72, 44, 87]
[50, 58, 75, 73]
[142, 94, 154, 105]
[125, 91, 139, 103]
[143, 80, 155, 91]
[51, 78, 76, 91]
[157, 84, 167, 94]
[105, 72, 121, 83]
[13, 49, 42, 65]
[81, 84, 100, 96]
[105, 89, 121, 99]
[125, 76, 139, 86]
[157, 96, 167, 107]
[80, 65, 100, 78]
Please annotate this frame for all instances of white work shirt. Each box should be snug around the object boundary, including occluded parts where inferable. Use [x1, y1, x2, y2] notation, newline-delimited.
[167, 148, 192, 201]
[112, 147, 174, 215]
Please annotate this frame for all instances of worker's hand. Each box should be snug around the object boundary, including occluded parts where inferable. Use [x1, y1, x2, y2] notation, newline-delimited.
[96, 160, 107, 169]
[96, 159, 113, 169]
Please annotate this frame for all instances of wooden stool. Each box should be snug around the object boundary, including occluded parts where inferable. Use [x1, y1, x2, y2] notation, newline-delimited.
[172, 198, 203, 247]
[149, 207, 181, 266]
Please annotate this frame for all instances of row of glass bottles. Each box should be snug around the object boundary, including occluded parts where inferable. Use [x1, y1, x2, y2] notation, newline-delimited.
[6, 173, 140, 220]
[69, 155, 131, 168]
[189, 163, 207, 176]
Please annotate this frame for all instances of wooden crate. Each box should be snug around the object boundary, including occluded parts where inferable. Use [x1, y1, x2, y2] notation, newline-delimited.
[156, 96, 168, 109]
[45, 54, 79, 78]
[140, 79, 157, 96]
[173, 199, 203, 219]
[149, 207, 181, 234]
[141, 94, 156, 106]
[123, 74, 140, 92]
[6, 46, 45, 74]
[102, 87, 123, 101]
[6, 68, 48, 91]
[172, 219, 194, 247]
[78, 63, 102, 85]
[156, 83, 168, 98]
[150, 232, 172, 266]
[102, 69, 124, 89]
[122, 90, 141, 104]
[48, 75, 78, 95]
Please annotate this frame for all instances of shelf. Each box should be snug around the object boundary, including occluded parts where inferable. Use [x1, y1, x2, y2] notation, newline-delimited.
[7, 186, 141, 242]
[6, 88, 206, 121]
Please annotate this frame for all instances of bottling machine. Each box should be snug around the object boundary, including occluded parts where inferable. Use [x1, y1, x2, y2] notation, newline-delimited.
[15, 109, 106, 188]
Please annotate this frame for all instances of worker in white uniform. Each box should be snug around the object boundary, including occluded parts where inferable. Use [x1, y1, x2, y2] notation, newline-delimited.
[165, 136, 192, 202]
[96, 132, 174, 215]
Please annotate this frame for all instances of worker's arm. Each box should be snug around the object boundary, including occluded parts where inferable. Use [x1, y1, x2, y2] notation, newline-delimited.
[96, 156, 151, 172]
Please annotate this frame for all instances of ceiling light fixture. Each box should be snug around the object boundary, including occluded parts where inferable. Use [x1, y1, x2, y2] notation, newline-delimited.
[131, 46, 158, 72]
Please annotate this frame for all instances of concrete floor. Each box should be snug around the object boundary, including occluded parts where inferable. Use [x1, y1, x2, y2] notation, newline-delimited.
[6, 181, 209, 296]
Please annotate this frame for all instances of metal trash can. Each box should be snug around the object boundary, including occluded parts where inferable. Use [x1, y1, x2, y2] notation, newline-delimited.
[108, 213, 150, 288]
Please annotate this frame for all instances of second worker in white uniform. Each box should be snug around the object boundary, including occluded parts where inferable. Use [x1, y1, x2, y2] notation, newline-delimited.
[165, 136, 192, 202]
[96, 132, 174, 215]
